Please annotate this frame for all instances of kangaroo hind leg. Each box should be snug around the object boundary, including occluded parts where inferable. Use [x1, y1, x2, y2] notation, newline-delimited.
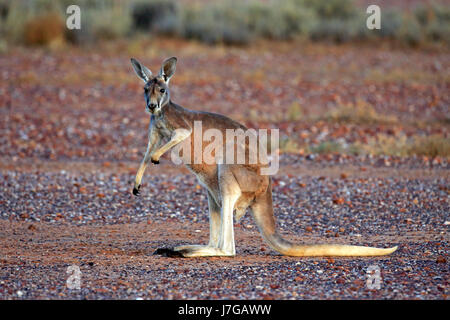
[155, 166, 241, 258]
[153, 191, 225, 257]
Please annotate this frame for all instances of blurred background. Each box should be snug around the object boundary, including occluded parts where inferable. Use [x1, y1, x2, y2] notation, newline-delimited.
[1, 0, 450, 46]
[0, 0, 448, 163]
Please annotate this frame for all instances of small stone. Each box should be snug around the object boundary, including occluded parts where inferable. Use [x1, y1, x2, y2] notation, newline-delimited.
[332, 197, 345, 205]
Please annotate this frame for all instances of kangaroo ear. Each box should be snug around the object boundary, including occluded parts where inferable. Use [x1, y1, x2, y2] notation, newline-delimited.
[159, 57, 177, 83]
[130, 58, 152, 83]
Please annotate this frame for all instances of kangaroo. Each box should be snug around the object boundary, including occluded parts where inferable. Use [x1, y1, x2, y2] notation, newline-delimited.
[130, 57, 398, 258]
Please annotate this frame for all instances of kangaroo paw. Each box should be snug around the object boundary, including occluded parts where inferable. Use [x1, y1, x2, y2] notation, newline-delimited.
[173, 245, 235, 257]
[132, 185, 141, 196]
[153, 247, 185, 258]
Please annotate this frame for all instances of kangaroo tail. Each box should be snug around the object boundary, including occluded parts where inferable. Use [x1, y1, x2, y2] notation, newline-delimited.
[250, 181, 397, 257]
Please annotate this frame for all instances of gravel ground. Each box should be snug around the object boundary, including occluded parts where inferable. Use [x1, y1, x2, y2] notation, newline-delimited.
[0, 160, 448, 299]
[0, 40, 448, 300]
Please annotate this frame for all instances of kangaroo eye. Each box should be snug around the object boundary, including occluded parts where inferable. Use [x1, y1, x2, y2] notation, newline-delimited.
[144, 88, 149, 94]
[160, 88, 166, 94]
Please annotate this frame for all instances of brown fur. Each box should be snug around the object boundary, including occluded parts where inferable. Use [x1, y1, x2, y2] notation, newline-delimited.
[130, 57, 398, 257]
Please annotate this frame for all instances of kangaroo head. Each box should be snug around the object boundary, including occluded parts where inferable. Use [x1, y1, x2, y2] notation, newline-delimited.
[130, 57, 177, 115]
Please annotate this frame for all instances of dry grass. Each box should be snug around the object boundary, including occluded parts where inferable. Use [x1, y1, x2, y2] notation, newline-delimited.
[279, 137, 301, 154]
[406, 135, 450, 157]
[286, 102, 303, 121]
[325, 100, 398, 125]
[249, 102, 304, 123]
[366, 67, 450, 85]
[311, 141, 343, 154]
[279, 133, 450, 158]
[354, 134, 450, 157]
[23, 12, 65, 46]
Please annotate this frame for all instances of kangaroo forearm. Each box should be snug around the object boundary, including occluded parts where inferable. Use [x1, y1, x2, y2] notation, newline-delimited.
[151, 140, 178, 161]
[135, 131, 160, 188]
[134, 161, 148, 187]
[151, 128, 191, 162]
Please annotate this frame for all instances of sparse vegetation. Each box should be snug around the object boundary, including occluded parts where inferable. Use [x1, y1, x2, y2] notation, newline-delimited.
[325, 101, 398, 125]
[311, 141, 343, 154]
[278, 133, 450, 158]
[90, 7, 132, 40]
[286, 102, 303, 121]
[279, 137, 301, 154]
[415, 3, 450, 43]
[406, 135, 450, 157]
[0, 1, 447, 159]
[0, 0, 448, 46]
[353, 134, 450, 157]
[132, 0, 180, 35]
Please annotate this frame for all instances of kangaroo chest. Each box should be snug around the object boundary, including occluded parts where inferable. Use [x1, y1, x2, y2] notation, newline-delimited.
[153, 116, 173, 139]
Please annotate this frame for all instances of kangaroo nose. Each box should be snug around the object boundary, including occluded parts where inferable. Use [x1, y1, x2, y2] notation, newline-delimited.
[148, 103, 157, 110]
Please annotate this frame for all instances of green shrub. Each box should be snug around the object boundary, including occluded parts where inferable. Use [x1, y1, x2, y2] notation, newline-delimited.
[2, 0, 66, 45]
[425, 20, 450, 43]
[398, 13, 424, 46]
[2, 2, 31, 43]
[245, 2, 272, 38]
[310, 19, 357, 42]
[0, 1, 9, 20]
[182, 4, 252, 45]
[1, 0, 448, 47]
[415, 4, 450, 25]
[415, 4, 450, 43]
[132, 0, 180, 35]
[247, 1, 316, 40]
[300, 0, 357, 19]
[378, 9, 403, 39]
[91, 7, 131, 40]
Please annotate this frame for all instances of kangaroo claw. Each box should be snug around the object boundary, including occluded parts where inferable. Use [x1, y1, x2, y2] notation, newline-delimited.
[132, 185, 140, 196]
